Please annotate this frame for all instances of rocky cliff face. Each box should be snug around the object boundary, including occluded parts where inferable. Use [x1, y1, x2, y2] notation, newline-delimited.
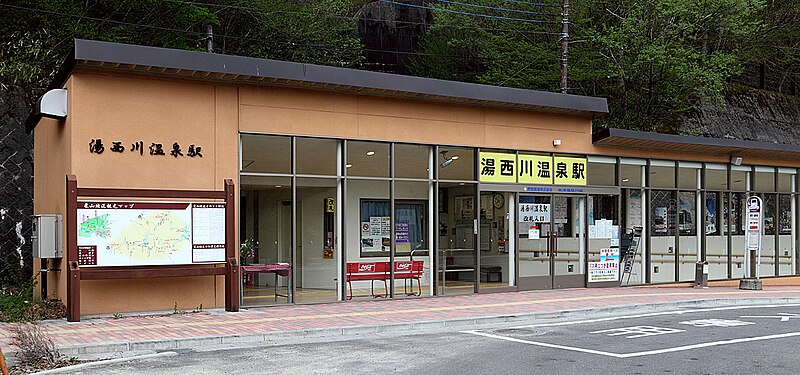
[356, 1, 431, 74]
[679, 85, 800, 144]
[0, 86, 33, 289]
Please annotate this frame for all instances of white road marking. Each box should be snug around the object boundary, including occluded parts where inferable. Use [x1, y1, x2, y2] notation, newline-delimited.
[590, 326, 685, 339]
[463, 330, 626, 358]
[679, 319, 755, 327]
[740, 313, 800, 322]
[507, 303, 800, 329]
[463, 330, 800, 359]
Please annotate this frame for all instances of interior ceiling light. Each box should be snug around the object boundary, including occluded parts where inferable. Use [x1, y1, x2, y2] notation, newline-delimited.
[366, 151, 375, 156]
[440, 151, 458, 168]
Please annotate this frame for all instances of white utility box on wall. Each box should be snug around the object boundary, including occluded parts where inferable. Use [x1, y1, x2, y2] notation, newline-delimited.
[32, 214, 62, 259]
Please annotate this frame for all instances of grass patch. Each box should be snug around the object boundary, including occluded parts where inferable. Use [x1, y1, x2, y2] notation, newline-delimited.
[0, 281, 65, 323]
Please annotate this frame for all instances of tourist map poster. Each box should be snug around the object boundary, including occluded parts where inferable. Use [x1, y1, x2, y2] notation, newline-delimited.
[77, 201, 226, 267]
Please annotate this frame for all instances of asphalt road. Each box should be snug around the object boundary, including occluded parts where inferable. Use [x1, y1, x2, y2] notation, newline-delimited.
[61, 304, 800, 374]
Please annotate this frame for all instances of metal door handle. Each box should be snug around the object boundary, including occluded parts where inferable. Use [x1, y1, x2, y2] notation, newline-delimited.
[553, 232, 558, 257]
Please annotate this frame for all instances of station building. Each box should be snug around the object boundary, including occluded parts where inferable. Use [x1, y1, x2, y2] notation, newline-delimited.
[28, 40, 800, 316]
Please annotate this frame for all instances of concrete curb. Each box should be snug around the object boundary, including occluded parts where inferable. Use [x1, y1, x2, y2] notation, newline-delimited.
[10, 296, 800, 359]
[30, 351, 178, 374]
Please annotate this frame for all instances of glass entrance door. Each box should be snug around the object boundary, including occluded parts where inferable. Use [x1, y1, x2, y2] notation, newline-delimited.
[518, 194, 586, 290]
[478, 191, 516, 291]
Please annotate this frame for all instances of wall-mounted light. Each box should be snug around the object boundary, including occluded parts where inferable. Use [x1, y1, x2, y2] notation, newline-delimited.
[731, 156, 743, 166]
[366, 151, 375, 156]
[345, 164, 353, 168]
[553, 139, 562, 146]
[622, 178, 629, 183]
[440, 151, 459, 168]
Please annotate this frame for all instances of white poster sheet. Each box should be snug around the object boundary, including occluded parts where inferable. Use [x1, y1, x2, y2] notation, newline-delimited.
[588, 247, 620, 282]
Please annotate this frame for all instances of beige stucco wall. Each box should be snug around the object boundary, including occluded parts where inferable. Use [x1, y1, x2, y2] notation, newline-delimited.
[35, 71, 239, 315]
[33, 77, 74, 302]
[33, 68, 800, 316]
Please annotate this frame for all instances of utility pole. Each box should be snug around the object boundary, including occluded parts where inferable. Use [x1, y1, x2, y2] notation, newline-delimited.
[559, 0, 569, 94]
[206, 25, 214, 53]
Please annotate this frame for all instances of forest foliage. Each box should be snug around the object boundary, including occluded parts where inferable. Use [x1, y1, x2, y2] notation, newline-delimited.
[0, 0, 797, 131]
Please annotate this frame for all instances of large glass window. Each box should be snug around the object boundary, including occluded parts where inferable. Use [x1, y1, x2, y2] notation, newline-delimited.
[297, 137, 338, 175]
[240, 176, 293, 306]
[761, 194, 776, 277]
[678, 163, 701, 190]
[438, 146, 475, 181]
[437, 182, 477, 295]
[395, 144, 431, 179]
[587, 157, 616, 186]
[755, 167, 776, 192]
[358, 200, 428, 258]
[678, 192, 698, 281]
[479, 191, 516, 289]
[650, 190, 677, 282]
[241, 134, 291, 174]
[650, 162, 676, 189]
[589, 195, 619, 281]
[778, 169, 795, 193]
[296, 178, 339, 304]
[622, 189, 644, 285]
[348, 180, 390, 298]
[347, 141, 389, 178]
[727, 193, 747, 278]
[778, 194, 794, 275]
[705, 192, 727, 280]
[620, 159, 645, 188]
[704, 164, 728, 190]
[730, 166, 750, 191]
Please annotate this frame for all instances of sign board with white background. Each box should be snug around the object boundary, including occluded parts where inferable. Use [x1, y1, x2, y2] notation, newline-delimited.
[77, 201, 226, 267]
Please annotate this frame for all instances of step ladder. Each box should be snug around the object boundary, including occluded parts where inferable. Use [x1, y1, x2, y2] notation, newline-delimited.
[620, 226, 643, 284]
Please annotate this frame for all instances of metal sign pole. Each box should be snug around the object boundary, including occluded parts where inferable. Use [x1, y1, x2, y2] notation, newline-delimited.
[741, 195, 763, 289]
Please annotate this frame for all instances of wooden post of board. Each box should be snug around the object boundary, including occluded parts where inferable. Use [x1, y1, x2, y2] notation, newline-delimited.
[224, 179, 239, 312]
[66, 175, 81, 322]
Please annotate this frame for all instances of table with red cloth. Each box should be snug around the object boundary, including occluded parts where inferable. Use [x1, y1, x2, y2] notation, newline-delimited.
[241, 263, 291, 302]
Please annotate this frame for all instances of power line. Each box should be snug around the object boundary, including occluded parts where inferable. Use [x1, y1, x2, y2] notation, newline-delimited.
[0, 3, 204, 36]
[433, 0, 562, 17]
[500, 0, 563, 8]
[378, 0, 561, 24]
[162, 0, 562, 36]
[0, 3, 559, 64]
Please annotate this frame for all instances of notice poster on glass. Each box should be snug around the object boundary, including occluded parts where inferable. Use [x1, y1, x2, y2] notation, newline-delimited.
[593, 219, 613, 239]
[588, 247, 620, 282]
[627, 190, 643, 227]
[361, 216, 391, 252]
[76, 201, 226, 267]
[455, 196, 474, 220]
[519, 203, 550, 223]
[396, 220, 411, 253]
[654, 207, 668, 234]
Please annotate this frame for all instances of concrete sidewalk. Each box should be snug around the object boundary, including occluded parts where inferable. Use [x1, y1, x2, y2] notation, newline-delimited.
[2, 286, 800, 358]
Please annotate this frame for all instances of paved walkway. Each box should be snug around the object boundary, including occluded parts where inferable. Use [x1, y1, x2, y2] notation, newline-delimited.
[2, 286, 800, 353]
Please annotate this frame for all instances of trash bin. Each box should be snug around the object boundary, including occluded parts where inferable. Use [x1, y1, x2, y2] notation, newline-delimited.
[694, 261, 708, 288]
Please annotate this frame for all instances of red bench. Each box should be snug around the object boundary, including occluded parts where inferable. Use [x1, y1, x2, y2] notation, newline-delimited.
[394, 260, 424, 297]
[346, 261, 424, 300]
[346, 262, 389, 300]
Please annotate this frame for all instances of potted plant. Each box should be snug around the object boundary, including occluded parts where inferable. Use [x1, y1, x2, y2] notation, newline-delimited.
[240, 238, 257, 266]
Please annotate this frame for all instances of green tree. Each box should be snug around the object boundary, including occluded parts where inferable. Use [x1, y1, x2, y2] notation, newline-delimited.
[0, 0, 366, 105]
[587, 0, 765, 131]
[412, 0, 766, 132]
